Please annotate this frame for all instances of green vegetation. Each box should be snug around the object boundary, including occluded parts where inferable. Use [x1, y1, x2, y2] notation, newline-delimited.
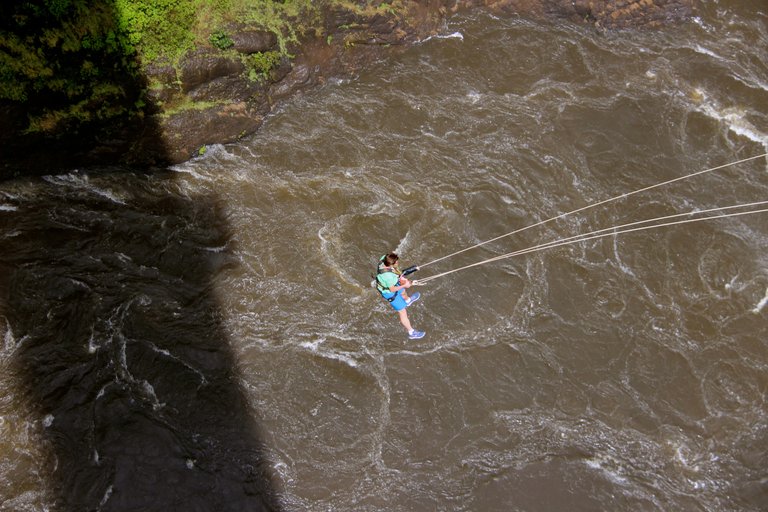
[0, 0, 411, 136]
[112, 0, 198, 62]
[160, 97, 223, 117]
[209, 30, 234, 50]
[246, 51, 282, 81]
[111, 0, 325, 65]
[0, 0, 336, 127]
[1, 1, 142, 134]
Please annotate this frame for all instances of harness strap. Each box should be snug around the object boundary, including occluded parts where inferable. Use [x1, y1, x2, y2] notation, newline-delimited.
[376, 256, 412, 302]
[376, 262, 401, 294]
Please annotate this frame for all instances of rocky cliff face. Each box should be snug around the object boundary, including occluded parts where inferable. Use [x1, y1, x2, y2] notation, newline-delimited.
[0, 0, 694, 176]
[137, 1, 446, 165]
[144, 0, 694, 166]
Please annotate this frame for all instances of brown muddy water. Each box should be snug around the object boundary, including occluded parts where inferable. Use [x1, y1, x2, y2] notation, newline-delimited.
[1, 3, 768, 511]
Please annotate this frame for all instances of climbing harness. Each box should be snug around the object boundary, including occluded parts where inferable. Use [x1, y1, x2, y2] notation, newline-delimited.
[410, 153, 768, 285]
[374, 257, 401, 301]
[373, 256, 421, 301]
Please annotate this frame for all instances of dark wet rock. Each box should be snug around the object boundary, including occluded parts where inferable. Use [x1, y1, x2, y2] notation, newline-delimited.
[268, 63, 313, 103]
[160, 102, 264, 162]
[327, 6, 369, 30]
[230, 30, 278, 54]
[179, 50, 245, 94]
[144, 63, 180, 105]
[187, 74, 266, 103]
[270, 58, 293, 84]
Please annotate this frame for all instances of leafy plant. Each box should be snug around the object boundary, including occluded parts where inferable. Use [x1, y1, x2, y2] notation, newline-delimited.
[209, 30, 234, 50]
[0, 0, 145, 133]
[246, 50, 282, 81]
[113, 0, 197, 62]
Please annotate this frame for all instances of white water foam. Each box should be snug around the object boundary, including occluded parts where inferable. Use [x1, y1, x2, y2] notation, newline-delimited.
[394, 229, 413, 256]
[42, 173, 127, 204]
[421, 31, 464, 44]
[98, 485, 113, 508]
[692, 44, 722, 61]
[87, 329, 100, 354]
[300, 340, 360, 368]
[140, 380, 164, 410]
[3, 320, 15, 354]
[691, 89, 768, 154]
[168, 163, 215, 182]
[583, 455, 629, 485]
[752, 288, 768, 314]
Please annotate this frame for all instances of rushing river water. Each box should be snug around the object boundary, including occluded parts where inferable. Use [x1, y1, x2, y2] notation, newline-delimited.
[2, 3, 768, 511]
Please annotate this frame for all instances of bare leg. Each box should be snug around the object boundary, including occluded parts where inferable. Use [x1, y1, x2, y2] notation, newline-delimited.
[397, 309, 412, 332]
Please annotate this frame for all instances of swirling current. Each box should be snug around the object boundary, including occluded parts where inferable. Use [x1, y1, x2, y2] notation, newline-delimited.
[1, 3, 767, 511]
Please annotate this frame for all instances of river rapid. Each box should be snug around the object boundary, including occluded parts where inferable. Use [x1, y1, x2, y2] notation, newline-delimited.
[2, 3, 768, 511]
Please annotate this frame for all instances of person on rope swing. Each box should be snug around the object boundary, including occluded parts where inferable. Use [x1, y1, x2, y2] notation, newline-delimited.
[375, 252, 425, 339]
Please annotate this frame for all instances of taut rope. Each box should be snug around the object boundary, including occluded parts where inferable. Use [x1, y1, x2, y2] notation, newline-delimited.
[413, 153, 768, 285]
[416, 153, 767, 270]
[415, 203, 768, 284]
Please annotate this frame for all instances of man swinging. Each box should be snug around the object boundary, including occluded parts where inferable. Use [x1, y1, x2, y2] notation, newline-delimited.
[375, 253, 425, 339]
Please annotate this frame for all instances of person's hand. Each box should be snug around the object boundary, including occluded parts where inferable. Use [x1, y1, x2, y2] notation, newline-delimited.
[400, 278, 411, 288]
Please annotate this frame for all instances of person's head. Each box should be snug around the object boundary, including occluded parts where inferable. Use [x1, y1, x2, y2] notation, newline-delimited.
[383, 253, 399, 267]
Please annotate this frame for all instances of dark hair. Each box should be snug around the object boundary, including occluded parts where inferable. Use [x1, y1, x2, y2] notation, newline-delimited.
[383, 253, 399, 266]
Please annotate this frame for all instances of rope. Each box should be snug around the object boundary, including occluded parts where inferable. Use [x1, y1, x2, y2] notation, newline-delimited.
[414, 203, 768, 285]
[416, 152, 768, 269]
